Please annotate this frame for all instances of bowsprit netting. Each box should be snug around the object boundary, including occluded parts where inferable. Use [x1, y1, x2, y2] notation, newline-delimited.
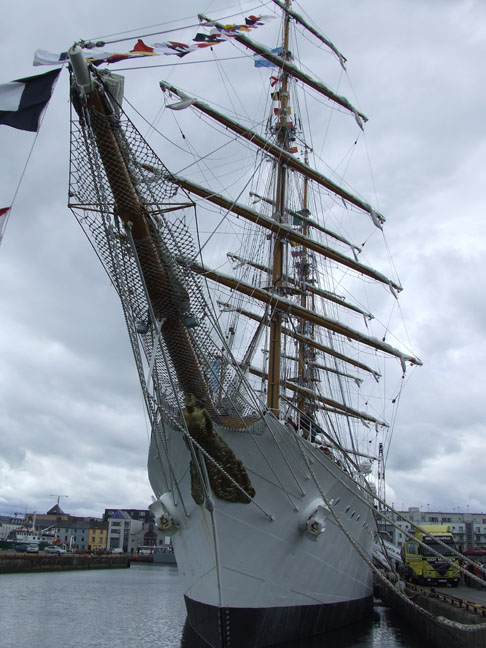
[68, 92, 260, 427]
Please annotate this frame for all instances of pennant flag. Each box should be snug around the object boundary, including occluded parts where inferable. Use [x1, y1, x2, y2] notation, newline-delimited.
[0, 207, 10, 243]
[291, 249, 303, 258]
[0, 69, 60, 132]
[132, 39, 154, 53]
[193, 32, 226, 44]
[246, 15, 268, 27]
[254, 46, 284, 68]
[34, 15, 276, 68]
[152, 41, 196, 58]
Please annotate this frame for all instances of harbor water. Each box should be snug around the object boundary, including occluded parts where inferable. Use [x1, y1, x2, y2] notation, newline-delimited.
[0, 563, 424, 647]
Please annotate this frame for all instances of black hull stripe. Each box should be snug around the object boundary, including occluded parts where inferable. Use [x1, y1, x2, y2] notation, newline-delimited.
[184, 594, 373, 648]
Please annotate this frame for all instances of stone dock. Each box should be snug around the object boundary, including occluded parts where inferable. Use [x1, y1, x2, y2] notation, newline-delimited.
[375, 573, 486, 648]
[0, 551, 130, 574]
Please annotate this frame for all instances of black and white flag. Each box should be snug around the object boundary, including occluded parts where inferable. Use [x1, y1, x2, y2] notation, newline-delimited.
[0, 68, 60, 132]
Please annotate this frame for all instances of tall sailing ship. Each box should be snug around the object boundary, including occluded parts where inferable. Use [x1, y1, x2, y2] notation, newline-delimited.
[63, 2, 420, 646]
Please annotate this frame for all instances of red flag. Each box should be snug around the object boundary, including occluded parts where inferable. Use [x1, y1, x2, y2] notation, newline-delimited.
[0, 206, 10, 242]
[132, 39, 154, 53]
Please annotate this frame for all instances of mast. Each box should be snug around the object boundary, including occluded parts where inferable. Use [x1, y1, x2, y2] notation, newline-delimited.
[267, 3, 291, 414]
[296, 147, 312, 421]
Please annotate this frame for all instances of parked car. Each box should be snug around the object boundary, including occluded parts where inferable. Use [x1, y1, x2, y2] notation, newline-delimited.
[44, 546, 66, 554]
[15, 543, 30, 552]
[26, 543, 39, 553]
[15, 543, 39, 553]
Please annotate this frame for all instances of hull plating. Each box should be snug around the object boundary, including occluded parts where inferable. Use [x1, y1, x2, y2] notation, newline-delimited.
[148, 413, 374, 644]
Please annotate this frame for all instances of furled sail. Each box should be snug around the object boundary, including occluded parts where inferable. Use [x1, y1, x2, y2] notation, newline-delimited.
[160, 81, 384, 226]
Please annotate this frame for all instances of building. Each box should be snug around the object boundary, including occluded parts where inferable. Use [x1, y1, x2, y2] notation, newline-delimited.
[103, 509, 172, 553]
[385, 507, 486, 551]
[48, 518, 106, 551]
[107, 510, 143, 552]
[0, 515, 26, 540]
[130, 520, 171, 553]
[103, 508, 153, 524]
[87, 521, 108, 552]
[26, 504, 70, 524]
[10, 506, 108, 551]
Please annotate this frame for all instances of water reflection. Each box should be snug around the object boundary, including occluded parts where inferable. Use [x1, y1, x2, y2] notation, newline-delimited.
[180, 618, 374, 648]
[0, 566, 423, 648]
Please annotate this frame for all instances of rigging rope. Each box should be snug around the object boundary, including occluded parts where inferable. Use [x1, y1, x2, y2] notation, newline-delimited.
[86, 1, 275, 45]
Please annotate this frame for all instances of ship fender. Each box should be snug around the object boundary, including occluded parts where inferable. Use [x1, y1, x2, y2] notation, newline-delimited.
[298, 498, 330, 541]
[149, 492, 180, 536]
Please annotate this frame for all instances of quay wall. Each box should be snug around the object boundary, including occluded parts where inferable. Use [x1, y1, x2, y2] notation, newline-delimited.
[374, 574, 486, 648]
[0, 552, 130, 574]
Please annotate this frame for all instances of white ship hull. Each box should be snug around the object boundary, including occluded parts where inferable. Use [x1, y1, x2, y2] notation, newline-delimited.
[148, 413, 374, 647]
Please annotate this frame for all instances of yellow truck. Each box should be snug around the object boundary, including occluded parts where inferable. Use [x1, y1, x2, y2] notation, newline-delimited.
[400, 525, 460, 587]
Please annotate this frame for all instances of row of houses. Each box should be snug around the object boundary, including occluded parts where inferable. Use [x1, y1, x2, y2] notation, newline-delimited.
[0, 504, 170, 553]
[7, 504, 485, 553]
[379, 507, 486, 550]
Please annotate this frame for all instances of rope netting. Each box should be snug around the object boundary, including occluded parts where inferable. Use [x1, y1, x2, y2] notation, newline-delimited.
[68, 99, 259, 424]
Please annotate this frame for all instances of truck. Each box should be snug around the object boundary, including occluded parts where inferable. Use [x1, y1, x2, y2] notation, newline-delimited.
[400, 525, 460, 587]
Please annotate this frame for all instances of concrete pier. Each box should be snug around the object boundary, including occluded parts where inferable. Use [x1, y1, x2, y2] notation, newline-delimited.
[436, 585, 486, 607]
[0, 551, 130, 573]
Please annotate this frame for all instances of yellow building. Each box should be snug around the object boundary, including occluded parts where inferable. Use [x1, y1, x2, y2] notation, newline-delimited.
[87, 522, 108, 551]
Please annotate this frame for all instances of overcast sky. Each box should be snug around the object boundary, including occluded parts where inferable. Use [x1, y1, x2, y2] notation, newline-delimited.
[0, 0, 485, 520]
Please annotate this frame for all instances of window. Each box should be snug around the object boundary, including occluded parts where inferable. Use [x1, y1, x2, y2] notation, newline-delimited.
[405, 542, 419, 554]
